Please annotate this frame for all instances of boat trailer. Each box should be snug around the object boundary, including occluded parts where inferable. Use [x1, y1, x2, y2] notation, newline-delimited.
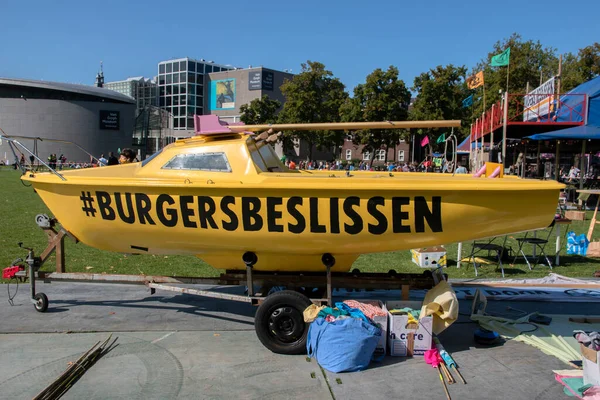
[4, 214, 444, 354]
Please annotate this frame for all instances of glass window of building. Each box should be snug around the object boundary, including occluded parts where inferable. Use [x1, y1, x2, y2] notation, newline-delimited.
[181, 96, 187, 105]
[174, 118, 179, 128]
[187, 118, 194, 128]
[159, 75, 165, 85]
[166, 85, 172, 95]
[173, 74, 179, 84]
[188, 61, 195, 72]
[363, 152, 371, 161]
[377, 149, 386, 161]
[173, 62, 179, 73]
[214, 67, 220, 72]
[179, 72, 185, 82]
[166, 63, 172, 73]
[179, 106, 185, 116]
[159, 97, 165, 107]
[188, 84, 195, 95]
[159, 86, 165, 96]
[196, 75, 204, 85]
[180, 61, 186, 71]
[173, 107, 179, 116]
[197, 64, 204, 74]
[398, 151, 405, 162]
[346, 149, 352, 160]
[173, 96, 179, 106]
[187, 106, 195, 116]
[196, 107, 202, 115]
[173, 85, 179, 95]
[178, 117, 185, 127]
[180, 84, 186, 94]
[187, 73, 194, 83]
[166, 97, 172, 106]
[205, 65, 213, 73]
[159, 64, 165, 74]
[166, 74, 172, 84]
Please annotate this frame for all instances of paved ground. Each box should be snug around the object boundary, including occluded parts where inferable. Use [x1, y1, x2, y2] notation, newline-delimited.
[0, 281, 599, 399]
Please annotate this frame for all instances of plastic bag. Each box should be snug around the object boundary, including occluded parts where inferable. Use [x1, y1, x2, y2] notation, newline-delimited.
[307, 317, 381, 373]
[566, 231, 590, 256]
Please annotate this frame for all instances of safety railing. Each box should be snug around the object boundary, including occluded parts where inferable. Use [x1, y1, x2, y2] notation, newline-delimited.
[471, 93, 587, 140]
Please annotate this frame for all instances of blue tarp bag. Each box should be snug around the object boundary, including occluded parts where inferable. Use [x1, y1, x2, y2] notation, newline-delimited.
[306, 317, 381, 373]
[566, 231, 589, 256]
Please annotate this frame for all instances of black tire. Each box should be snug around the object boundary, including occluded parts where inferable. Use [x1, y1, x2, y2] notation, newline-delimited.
[34, 293, 48, 313]
[255, 290, 312, 355]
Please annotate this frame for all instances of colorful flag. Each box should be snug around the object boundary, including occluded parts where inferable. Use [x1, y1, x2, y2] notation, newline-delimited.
[462, 94, 473, 108]
[420, 135, 429, 147]
[466, 71, 484, 89]
[436, 133, 446, 144]
[491, 47, 511, 67]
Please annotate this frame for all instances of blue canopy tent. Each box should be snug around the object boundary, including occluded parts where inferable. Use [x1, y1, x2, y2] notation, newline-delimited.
[525, 76, 600, 187]
[526, 75, 600, 141]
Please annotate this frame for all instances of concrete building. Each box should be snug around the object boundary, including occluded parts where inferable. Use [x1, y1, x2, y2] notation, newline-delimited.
[105, 77, 158, 113]
[206, 67, 293, 123]
[157, 58, 234, 132]
[0, 78, 135, 165]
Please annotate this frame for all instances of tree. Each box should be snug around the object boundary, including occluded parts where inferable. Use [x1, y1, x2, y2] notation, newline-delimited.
[340, 66, 411, 165]
[472, 33, 558, 108]
[239, 95, 282, 125]
[410, 64, 472, 158]
[278, 61, 348, 159]
[561, 43, 600, 91]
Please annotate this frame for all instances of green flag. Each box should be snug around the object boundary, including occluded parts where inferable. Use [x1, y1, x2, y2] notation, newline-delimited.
[491, 47, 510, 67]
[436, 133, 446, 144]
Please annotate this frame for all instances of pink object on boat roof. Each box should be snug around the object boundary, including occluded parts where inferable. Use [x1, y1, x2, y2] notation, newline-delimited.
[473, 164, 487, 178]
[193, 115, 246, 135]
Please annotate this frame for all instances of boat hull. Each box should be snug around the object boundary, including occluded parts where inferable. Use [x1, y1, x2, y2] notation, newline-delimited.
[27, 177, 561, 272]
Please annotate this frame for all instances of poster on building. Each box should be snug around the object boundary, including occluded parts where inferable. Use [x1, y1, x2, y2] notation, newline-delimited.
[99, 110, 120, 130]
[523, 77, 555, 122]
[249, 72, 262, 90]
[248, 71, 274, 91]
[211, 78, 236, 110]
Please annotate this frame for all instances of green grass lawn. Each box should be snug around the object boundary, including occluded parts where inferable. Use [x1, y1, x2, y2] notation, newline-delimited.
[1, 166, 599, 281]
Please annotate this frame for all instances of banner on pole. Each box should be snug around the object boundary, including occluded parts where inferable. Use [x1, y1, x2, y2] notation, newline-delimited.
[467, 71, 484, 89]
[491, 47, 511, 67]
[420, 135, 429, 147]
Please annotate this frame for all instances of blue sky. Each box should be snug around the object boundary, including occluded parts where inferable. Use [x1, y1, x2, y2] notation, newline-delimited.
[1, 0, 598, 93]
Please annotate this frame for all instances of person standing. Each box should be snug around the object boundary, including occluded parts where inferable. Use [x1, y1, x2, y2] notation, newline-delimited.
[107, 152, 119, 166]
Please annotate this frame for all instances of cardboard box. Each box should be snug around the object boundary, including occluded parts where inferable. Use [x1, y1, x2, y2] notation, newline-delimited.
[565, 211, 586, 221]
[581, 344, 600, 386]
[411, 246, 447, 268]
[357, 300, 387, 357]
[386, 300, 432, 357]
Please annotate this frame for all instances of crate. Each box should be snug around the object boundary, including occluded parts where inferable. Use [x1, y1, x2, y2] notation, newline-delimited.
[565, 211, 586, 221]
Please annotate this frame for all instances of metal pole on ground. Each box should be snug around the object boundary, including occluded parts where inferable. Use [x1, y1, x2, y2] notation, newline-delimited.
[502, 93, 509, 168]
[490, 104, 495, 158]
[457, 242, 463, 269]
[555, 141, 560, 181]
[580, 140, 586, 192]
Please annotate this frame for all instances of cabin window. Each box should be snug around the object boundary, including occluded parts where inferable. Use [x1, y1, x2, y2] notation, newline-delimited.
[141, 149, 163, 167]
[162, 152, 232, 172]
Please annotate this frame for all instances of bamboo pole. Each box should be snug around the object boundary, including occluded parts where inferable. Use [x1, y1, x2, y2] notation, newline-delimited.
[230, 120, 462, 132]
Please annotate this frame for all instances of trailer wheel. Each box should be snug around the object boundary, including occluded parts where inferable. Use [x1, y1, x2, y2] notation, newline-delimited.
[255, 290, 312, 355]
[34, 293, 48, 313]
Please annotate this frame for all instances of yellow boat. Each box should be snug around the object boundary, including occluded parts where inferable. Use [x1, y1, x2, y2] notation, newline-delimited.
[16, 116, 563, 272]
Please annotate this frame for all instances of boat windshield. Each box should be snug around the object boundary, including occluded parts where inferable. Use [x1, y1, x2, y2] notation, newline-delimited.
[247, 139, 288, 173]
[141, 149, 163, 167]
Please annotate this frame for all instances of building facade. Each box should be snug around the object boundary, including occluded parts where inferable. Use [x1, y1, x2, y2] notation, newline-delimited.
[105, 77, 158, 113]
[341, 138, 411, 166]
[206, 67, 293, 123]
[157, 58, 234, 132]
[0, 78, 135, 165]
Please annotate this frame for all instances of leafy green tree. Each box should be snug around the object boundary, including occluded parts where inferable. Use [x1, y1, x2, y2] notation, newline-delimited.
[410, 64, 472, 156]
[278, 61, 348, 159]
[340, 66, 411, 165]
[473, 33, 558, 109]
[561, 43, 600, 91]
[239, 95, 282, 124]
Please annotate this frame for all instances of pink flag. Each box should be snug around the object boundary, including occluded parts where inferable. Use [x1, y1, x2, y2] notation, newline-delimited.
[420, 135, 429, 147]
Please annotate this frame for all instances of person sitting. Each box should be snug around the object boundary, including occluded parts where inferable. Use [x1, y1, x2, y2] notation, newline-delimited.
[119, 148, 137, 164]
[455, 164, 468, 174]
